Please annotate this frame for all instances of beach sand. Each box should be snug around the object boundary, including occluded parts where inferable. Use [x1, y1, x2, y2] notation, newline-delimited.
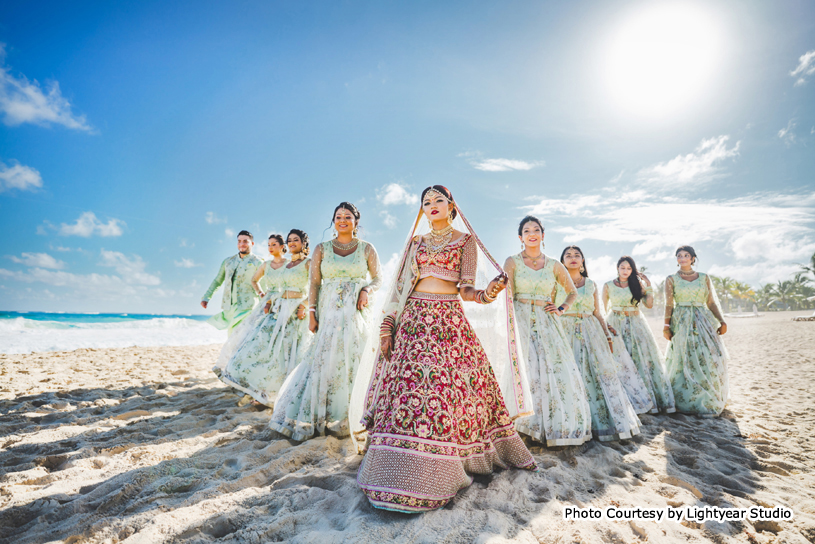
[1, 311, 814, 543]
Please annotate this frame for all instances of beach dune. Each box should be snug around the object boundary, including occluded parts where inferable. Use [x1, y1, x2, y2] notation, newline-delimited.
[1, 311, 814, 543]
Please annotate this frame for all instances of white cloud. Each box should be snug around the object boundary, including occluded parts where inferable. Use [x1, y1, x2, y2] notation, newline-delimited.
[174, 258, 200, 268]
[778, 119, 796, 146]
[524, 190, 815, 286]
[179, 239, 195, 248]
[205, 211, 226, 224]
[707, 262, 805, 287]
[459, 152, 545, 172]
[790, 50, 815, 86]
[376, 183, 419, 206]
[225, 228, 235, 238]
[380, 210, 398, 229]
[58, 212, 124, 237]
[586, 254, 618, 284]
[0, 44, 91, 130]
[0, 160, 42, 192]
[637, 135, 740, 188]
[99, 250, 161, 285]
[8, 252, 65, 269]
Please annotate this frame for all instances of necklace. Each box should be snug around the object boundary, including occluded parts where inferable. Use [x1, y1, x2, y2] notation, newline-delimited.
[678, 269, 696, 276]
[617, 278, 629, 286]
[522, 250, 543, 267]
[332, 237, 359, 251]
[424, 225, 454, 260]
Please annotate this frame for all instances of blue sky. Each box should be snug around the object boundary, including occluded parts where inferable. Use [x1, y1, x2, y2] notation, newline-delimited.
[1, 0, 813, 314]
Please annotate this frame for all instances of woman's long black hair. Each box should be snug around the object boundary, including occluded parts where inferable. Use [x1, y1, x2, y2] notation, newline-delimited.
[617, 255, 643, 305]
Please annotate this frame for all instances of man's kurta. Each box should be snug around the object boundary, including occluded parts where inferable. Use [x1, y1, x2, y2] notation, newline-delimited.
[202, 253, 262, 335]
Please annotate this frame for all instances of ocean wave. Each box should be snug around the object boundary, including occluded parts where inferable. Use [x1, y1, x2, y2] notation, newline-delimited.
[0, 316, 227, 354]
[0, 317, 211, 332]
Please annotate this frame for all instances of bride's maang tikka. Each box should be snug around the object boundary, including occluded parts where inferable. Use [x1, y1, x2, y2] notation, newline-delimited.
[423, 188, 449, 204]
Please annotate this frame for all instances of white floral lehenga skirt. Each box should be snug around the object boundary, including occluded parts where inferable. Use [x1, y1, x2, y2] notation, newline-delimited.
[665, 304, 729, 417]
[512, 300, 592, 446]
[560, 314, 642, 441]
[606, 311, 676, 413]
[215, 291, 311, 406]
[269, 279, 374, 440]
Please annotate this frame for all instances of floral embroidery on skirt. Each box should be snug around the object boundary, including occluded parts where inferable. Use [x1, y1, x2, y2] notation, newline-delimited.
[358, 293, 536, 513]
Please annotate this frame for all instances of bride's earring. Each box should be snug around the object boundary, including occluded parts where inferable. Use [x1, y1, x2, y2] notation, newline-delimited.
[579, 265, 585, 273]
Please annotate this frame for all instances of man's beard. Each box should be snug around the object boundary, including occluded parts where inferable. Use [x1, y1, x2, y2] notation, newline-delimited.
[239, 249, 250, 255]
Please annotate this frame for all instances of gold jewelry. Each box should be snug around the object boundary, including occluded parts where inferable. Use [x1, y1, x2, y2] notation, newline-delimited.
[522, 250, 542, 267]
[617, 278, 629, 286]
[579, 265, 585, 273]
[291, 251, 307, 261]
[424, 224, 454, 260]
[423, 189, 448, 203]
[332, 237, 359, 251]
[678, 269, 696, 276]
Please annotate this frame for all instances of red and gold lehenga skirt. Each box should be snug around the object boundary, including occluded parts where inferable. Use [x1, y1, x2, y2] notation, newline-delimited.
[358, 292, 537, 513]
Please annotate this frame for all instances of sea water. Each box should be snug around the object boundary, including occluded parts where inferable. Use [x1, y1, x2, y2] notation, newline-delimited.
[0, 311, 227, 354]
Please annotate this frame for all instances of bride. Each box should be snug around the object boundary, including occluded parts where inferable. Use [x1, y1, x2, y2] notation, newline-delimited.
[357, 185, 537, 513]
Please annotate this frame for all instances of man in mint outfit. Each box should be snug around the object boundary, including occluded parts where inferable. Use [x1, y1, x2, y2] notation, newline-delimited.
[201, 230, 263, 336]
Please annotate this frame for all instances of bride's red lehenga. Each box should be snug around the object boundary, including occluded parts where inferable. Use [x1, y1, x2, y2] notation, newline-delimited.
[358, 232, 537, 513]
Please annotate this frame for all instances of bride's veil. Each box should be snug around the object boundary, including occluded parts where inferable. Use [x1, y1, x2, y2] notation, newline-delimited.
[348, 193, 533, 453]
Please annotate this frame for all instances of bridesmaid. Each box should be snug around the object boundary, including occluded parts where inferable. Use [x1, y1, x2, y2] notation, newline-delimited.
[252, 234, 288, 298]
[603, 256, 676, 414]
[505, 216, 591, 446]
[555, 246, 642, 441]
[216, 230, 312, 406]
[270, 202, 382, 440]
[664, 246, 729, 417]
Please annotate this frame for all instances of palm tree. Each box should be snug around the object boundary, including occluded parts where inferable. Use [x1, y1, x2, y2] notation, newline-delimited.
[768, 280, 799, 310]
[710, 275, 737, 312]
[730, 281, 756, 312]
[755, 284, 775, 311]
[800, 252, 815, 281]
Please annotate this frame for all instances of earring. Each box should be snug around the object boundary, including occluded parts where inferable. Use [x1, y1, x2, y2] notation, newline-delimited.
[579, 265, 585, 273]
[446, 215, 453, 226]
[521, 242, 525, 251]
[426, 217, 433, 229]
[542, 242, 545, 249]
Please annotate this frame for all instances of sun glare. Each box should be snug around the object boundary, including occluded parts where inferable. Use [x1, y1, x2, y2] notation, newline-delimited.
[604, 3, 722, 119]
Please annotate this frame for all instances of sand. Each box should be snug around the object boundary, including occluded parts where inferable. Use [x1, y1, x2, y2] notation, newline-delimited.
[1, 310, 814, 544]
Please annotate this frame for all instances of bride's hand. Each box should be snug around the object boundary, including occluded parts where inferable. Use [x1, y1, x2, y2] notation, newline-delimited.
[380, 335, 393, 360]
[486, 273, 508, 299]
[309, 313, 319, 333]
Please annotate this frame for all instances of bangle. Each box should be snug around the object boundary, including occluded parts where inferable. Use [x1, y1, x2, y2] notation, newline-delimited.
[309, 308, 316, 313]
[663, 324, 670, 328]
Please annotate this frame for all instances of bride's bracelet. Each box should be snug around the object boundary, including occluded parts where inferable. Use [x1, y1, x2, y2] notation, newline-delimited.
[380, 315, 396, 336]
[475, 290, 495, 304]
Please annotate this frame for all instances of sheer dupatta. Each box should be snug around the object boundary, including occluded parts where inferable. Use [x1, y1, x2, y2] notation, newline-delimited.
[349, 205, 533, 452]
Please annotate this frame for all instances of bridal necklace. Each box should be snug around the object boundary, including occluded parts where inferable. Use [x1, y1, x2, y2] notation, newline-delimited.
[678, 269, 696, 276]
[425, 224, 453, 259]
[332, 237, 359, 251]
